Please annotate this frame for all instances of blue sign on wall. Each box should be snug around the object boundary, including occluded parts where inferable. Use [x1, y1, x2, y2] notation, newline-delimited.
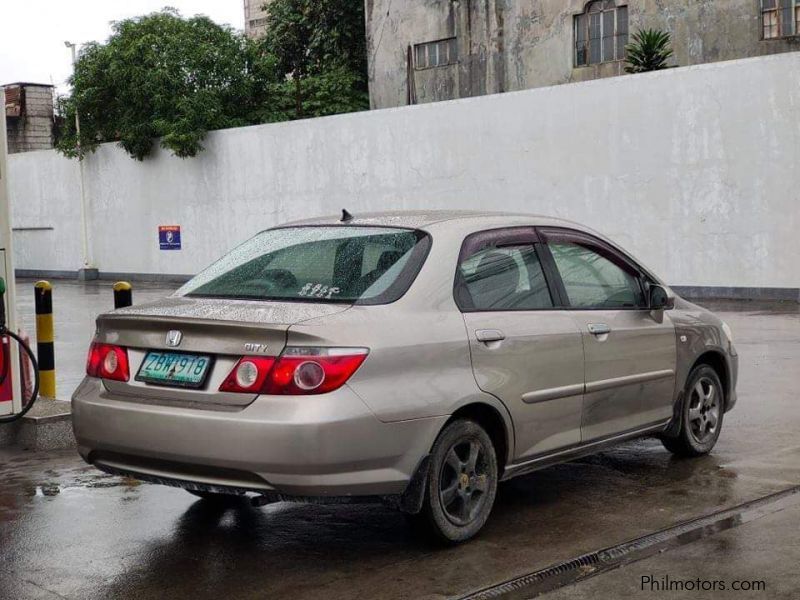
[159, 225, 182, 250]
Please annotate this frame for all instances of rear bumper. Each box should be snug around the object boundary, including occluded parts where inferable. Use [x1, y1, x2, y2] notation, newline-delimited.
[71, 377, 446, 497]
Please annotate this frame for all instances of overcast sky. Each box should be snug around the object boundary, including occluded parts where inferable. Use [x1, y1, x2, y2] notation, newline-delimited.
[0, 1, 245, 92]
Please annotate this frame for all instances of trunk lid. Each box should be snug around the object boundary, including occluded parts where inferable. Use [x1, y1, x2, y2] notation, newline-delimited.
[95, 296, 351, 408]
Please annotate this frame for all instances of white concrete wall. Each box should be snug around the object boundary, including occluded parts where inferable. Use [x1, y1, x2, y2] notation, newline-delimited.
[8, 52, 800, 292]
[10, 148, 82, 271]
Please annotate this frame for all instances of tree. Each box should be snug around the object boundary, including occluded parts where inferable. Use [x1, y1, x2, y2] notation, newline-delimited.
[56, 5, 371, 160]
[625, 29, 674, 74]
[57, 9, 280, 160]
[261, 0, 369, 119]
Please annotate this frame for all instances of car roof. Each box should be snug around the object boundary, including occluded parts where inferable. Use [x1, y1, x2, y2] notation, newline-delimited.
[280, 210, 664, 285]
[282, 209, 585, 230]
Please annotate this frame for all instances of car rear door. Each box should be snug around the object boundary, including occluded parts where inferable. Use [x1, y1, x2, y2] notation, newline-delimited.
[537, 228, 677, 442]
[457, 228, 585, 461]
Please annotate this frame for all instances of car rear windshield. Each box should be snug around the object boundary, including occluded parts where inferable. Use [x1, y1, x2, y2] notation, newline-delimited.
[178, 226, 431, 304]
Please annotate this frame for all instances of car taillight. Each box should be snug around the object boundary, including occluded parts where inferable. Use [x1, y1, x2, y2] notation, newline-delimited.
[219, 356, 276, 393]
[86, 343, 130, 382]
[219, 348, 368, 395]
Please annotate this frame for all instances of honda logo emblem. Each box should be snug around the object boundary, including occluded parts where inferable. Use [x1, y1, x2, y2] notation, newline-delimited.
[166, 330, 183, 347]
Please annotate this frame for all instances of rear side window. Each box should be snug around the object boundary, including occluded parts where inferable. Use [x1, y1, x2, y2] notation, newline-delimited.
[548, 242, 645, 308]
[457, 244, 553, 311]
[178, 227, 430, 304]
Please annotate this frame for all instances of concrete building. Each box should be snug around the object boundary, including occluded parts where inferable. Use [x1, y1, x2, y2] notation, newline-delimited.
[365, 0, 800, 109]
[244, 0, 271, 39]
[3, 83, 55, 154]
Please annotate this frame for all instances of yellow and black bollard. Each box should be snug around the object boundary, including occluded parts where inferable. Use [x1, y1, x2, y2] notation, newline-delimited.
[34, 280, 56, 399]
[113, 281, 133, 309]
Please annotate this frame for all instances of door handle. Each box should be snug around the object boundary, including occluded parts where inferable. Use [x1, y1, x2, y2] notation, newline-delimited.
[476, 329, 506, 343]
[588, 323, 611, 336]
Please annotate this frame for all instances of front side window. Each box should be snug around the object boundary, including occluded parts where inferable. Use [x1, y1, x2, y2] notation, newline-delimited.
[548, 241, 645, 309]
[457, 243, 553, 311]
[575, 1, 628, 66]
[178, 227, 430, 305]
[762, 0, 800, 39]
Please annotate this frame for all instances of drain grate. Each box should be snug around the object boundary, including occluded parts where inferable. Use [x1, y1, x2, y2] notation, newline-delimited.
[459, 485, 800, 600]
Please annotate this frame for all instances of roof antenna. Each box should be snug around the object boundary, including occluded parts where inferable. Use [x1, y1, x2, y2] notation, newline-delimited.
[340, 209, 354, 223]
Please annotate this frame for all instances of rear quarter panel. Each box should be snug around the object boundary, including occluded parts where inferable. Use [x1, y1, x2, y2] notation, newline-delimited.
[288, 304, 504, 424]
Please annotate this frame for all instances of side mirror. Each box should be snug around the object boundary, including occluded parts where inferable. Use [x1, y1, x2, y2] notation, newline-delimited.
[649, 284, 674, 310]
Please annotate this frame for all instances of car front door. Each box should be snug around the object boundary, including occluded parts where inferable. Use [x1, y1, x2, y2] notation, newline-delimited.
[538, 228, 677, 442]
[457, 228, 586, 461]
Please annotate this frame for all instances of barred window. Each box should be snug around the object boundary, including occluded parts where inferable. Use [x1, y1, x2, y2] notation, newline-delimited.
[762, 0, 800, 39]
[415, 38, 458, 70]
[574, 1, 628, 67]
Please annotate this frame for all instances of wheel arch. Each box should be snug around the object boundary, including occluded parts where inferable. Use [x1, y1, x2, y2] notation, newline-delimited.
[664, 347, 730, 438]
[399, 399, 513, 515]
[691, 350, 730, 409]
[446, 402, 513, 475]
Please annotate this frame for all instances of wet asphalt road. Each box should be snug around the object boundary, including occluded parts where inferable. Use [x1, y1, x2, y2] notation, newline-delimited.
[544, 498, 800, 600]
[0, 297, 798, 599]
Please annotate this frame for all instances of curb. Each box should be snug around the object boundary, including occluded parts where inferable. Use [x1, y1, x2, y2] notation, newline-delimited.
[0, 399, 75, 451]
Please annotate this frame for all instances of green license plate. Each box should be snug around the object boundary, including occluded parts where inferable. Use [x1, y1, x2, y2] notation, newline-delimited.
[136, 351, 213, 389]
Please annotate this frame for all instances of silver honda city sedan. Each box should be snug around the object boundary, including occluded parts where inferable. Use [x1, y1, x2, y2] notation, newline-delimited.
[72, 210, 738, 542]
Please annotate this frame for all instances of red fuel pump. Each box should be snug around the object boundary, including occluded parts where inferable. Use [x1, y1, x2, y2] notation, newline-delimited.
[0, 277, 40, 423]
[0, 335, 13, 403]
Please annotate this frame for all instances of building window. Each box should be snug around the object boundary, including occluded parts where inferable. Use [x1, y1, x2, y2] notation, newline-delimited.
[762, 0, 800, 39]
[414, 38, 458, 70]
[574, 1, 628, 67]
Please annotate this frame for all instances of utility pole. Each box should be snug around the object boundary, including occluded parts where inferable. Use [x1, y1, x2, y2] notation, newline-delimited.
[65, 41, 97, 281]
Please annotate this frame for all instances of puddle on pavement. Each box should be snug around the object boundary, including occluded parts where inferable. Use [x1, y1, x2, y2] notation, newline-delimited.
[1, 456, 145, 505]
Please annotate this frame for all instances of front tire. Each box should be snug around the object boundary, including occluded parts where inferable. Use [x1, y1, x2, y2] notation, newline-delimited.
[415, 419, 498, 544]
[662, 365, 724, 457]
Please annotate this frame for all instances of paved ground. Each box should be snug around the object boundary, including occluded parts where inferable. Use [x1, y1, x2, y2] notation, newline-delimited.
[545, 500, 800, 600]
[0, 295, 798, 599]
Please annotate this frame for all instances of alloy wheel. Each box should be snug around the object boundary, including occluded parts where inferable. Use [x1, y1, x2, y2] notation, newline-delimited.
[438, 438, 491, 526]
[687, 376, 720, 444]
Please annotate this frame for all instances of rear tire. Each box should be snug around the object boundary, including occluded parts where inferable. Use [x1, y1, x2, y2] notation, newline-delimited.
[413, 419, 498, 544]
[662, 365, 724, 457]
